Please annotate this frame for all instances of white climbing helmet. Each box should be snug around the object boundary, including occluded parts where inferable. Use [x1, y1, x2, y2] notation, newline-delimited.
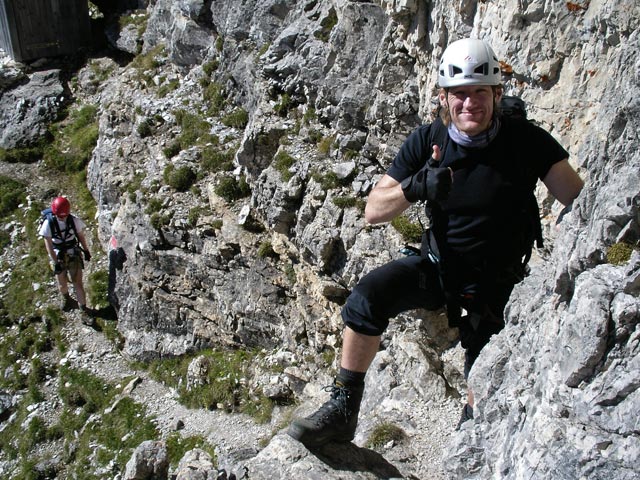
[438, 38, 501, 88]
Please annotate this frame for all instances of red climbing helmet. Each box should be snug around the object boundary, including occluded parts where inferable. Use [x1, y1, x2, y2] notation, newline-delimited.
[51, 196, 71, 216]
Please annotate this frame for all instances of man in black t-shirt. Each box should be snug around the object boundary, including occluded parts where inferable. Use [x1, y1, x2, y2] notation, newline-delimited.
[289, 38, 584, 447]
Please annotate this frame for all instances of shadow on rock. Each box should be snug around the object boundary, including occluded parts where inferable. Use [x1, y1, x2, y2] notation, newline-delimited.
[309, 441, 403, 479]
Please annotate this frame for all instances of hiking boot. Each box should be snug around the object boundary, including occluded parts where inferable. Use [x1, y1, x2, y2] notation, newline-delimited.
[79, 305, 96, 327]
[61, 294, 77, 312]
[456, 403, 474, 429]
[288, 381, 364, 448]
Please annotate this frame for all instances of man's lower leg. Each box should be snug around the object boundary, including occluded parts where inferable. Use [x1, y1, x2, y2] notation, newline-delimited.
[288, 328, 379, 447]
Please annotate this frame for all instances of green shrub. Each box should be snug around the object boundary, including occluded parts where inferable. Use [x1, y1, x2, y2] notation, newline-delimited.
[0, 144, 45, 163]
[145, 197, 164, 215]
[215, 175, 251, 202]
[274, 93, 293, 117]
[137, 118, 153, 138]
[150, 212, 171, 230]
[203, 82, 226, 115]
[273, 151, 295, 180]
[87, 269, 110, 309]
[188, 206, 208, 227]
[317, 135, 334, 156]
[201, 146, 234, 173]
[0, 175, 26, 218]
[158, 78, 179, 98]
[174, 111, 213, 150]
[163, 142, 181, 158]
[302, 108, 316, 125]
[166, 433, 217, 469]
[203, 59, 219, 76]
[221, 108, 249, 129]
[44, 105, 99, 173]
[164, 164, 197, 192]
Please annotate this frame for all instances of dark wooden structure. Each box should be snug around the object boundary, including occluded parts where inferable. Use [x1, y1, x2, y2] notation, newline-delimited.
[0, 0, 91, 62]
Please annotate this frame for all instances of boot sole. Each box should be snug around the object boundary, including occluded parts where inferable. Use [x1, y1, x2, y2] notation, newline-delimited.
[287, 424, 355, 448]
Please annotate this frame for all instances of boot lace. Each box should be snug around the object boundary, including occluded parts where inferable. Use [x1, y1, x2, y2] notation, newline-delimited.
[308, 384, 351, 425]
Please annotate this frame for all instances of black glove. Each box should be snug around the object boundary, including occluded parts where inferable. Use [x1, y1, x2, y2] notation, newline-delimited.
[54, 262, 63, 275]
[401, 165, 452, 203]
[84, 251, 92, 262]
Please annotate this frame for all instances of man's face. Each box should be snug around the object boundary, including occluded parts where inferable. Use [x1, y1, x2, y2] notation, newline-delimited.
[440, 85, 500, 136]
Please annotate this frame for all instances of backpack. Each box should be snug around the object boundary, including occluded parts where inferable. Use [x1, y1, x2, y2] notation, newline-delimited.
[40, 208, 79, 249]
[422, 95, 544, 270]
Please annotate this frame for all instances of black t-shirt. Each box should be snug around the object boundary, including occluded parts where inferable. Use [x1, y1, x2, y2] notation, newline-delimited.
[387, 117, 569, 266]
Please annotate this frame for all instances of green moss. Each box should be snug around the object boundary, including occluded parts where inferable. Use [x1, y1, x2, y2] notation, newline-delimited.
[391, 215, 422, 243]
[212, 219, 223, 230]
[311, 168, 351, 191]
[366, 422, 406, 449]
[314, 7, 338, 42]
[4, 252, 49, 323]
[119, 10, 148, 36]
[54, 367, 159, 476]
[257, 241, 277, 259]
[332, 196, 365, 210]
[606, 242, 637, 265]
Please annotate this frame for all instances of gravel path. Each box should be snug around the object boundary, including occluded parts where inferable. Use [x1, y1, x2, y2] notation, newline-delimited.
[62, 314, 274, 456]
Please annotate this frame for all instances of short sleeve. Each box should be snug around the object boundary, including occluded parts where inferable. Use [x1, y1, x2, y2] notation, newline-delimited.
[386, 124, 432, 182]
[508, 119, 569, 180]
[39, 219, 52, 238]
[71, 215, 86, 233]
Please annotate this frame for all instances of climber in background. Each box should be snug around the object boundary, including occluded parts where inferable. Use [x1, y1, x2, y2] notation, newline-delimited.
[288, 37, 583, 447]
[39, 196, 94, 326]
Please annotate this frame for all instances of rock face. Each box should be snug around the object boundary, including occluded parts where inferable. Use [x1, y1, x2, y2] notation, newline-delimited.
[0, 69, 65, 149]
[2, 0, 635, 478]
